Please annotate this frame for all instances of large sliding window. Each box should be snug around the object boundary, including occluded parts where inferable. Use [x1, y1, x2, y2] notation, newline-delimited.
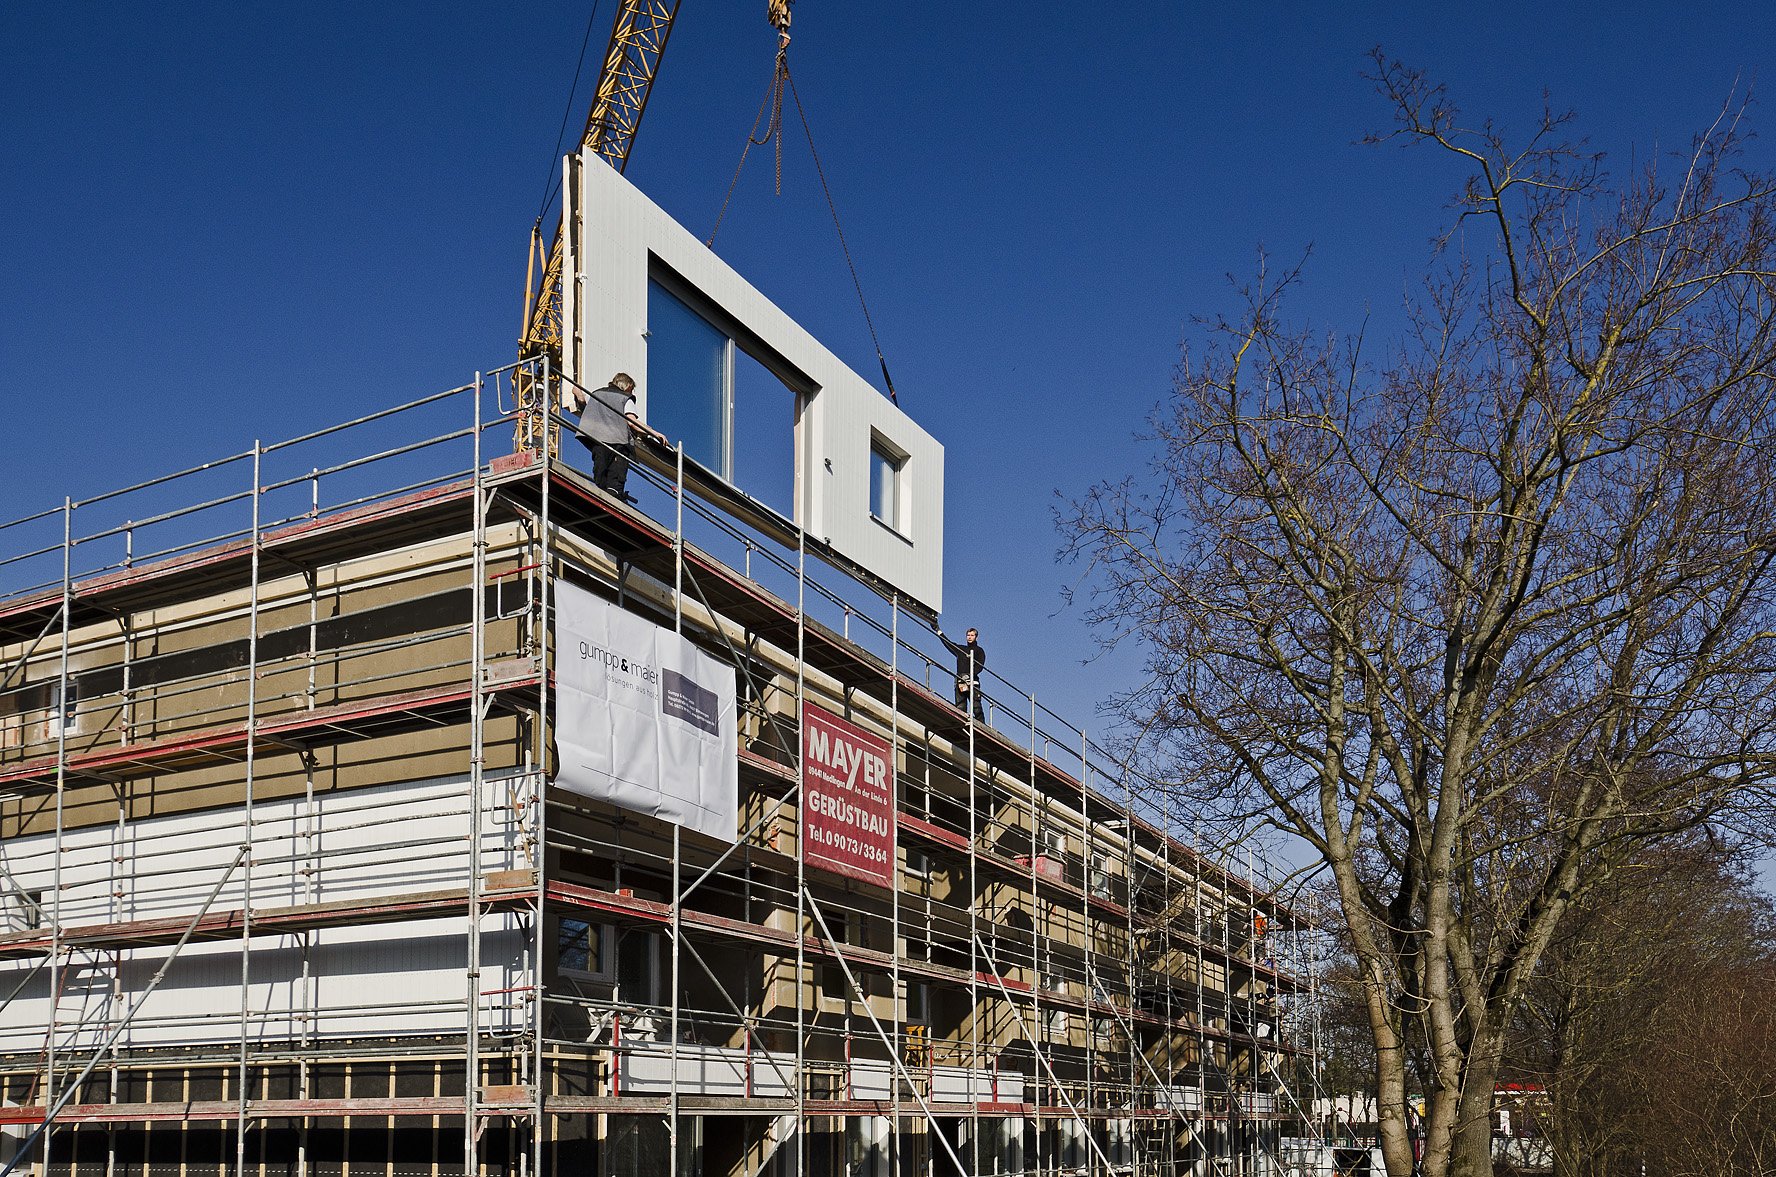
[646, 276, 798, 519]
[646, 280, 727, 472]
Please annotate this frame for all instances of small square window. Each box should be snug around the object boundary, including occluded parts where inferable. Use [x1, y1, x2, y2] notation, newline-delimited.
[1042, 828, 1067, 858]
[48, 679, 78, 738]
[557, 918, 611, 979]
[3, 889, 44, 932]
[1089, 853, 1113, 899]
[820, 913, 856, 1006]
[869, 435, 906, 532]
[906, 981, 929, 1024]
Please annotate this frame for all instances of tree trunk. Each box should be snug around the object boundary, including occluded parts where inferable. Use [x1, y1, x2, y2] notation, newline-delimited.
[1451, 1043, 1504, 1177]
[1375, 1070, 1417, 1177]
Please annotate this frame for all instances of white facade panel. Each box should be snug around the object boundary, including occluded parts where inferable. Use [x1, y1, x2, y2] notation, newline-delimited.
[1162, 1085, 1205, 1113]
[619, 1043, 796, 1098]
[0, 921, 527, 1052]
[849, 1059, 894, 1099]
[0, 774, 525, 926]
[0, 774, 530, 1051]
[930, 1064, 1025, 1103]
[562, 152, 944, 613]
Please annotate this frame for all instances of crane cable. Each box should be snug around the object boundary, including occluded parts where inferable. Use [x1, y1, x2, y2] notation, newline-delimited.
[706, 31, 790, 244]
[536, 0, 607, 232]
[706, 34, 900, 406]
[785, 64, 899, 405]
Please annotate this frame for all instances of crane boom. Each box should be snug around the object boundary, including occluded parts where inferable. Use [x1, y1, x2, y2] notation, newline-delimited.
[515, 0, 793, 456]
[520, 1, 682, 370]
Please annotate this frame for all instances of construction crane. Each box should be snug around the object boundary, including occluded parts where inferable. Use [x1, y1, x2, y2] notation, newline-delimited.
[514, 0, 794, 455]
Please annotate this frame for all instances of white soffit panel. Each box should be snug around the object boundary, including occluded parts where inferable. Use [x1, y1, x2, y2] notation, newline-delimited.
[565, 151, 944, 614]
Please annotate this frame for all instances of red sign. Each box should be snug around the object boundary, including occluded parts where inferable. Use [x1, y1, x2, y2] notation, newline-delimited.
[801, 703, 895, 887]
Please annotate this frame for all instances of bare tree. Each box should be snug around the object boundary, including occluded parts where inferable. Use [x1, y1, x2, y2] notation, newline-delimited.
[1640, 957, 1776, 1176]
[1062, 58, 1776, 1177]
[1514, 837, 1772, 1176]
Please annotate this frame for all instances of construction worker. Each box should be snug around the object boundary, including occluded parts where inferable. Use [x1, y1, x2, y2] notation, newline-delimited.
[938, 627, 987, 722]
[565, 372, 666, 504]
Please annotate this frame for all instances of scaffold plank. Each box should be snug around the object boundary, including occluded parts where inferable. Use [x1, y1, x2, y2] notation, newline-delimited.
[0, 882, 535, 959]
[0, 673, 543, 795]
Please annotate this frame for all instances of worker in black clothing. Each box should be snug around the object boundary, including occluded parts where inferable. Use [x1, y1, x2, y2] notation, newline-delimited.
[938, 627, 987, 722]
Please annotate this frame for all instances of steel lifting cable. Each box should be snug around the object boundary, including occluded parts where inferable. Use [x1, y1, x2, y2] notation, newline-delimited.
[540, 1, 606, 218]
[707, 42, 901, 405]
[784, 64, 899, 405]
[706, 39, 790, 247]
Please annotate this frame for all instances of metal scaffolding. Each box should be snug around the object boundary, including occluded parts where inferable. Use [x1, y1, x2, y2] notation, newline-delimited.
[0, 361, 1325, 1177]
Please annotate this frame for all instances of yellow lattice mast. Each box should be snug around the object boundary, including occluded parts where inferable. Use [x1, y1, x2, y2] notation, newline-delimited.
[515, 0, 795, 456]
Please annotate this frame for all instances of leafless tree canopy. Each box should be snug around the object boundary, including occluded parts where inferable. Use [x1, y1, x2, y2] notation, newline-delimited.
[1516, 837, 1776, 1177]
[1062, 56, 1776, 1177]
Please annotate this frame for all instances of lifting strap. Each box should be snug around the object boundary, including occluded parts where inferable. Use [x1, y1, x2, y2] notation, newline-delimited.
[707, 26, 901, 406]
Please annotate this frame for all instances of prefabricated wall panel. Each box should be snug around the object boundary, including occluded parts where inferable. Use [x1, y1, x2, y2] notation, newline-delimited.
[562, 151, 945, 613]
[1, 921, 528, 1053]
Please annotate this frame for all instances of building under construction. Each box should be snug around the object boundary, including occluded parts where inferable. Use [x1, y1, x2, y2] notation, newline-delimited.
[0, 142, 1319, 1177]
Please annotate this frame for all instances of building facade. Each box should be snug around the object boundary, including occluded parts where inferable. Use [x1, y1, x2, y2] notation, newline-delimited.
[2, 145, 1316, 1177]
[0, 382, 1313, 1176]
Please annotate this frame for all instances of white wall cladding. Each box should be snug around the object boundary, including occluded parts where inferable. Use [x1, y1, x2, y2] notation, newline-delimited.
[0, 922, 528, 1054]
[614, 1048, 900, 1101]
[562, 152, 945, 613]
[930, 1065, 1025, 1104]
[619, 1044, 797, 1098]
[0, 773, 531, 1051]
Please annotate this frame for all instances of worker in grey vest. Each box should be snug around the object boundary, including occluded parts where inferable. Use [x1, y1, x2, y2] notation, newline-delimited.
[565, 372, 666, 504]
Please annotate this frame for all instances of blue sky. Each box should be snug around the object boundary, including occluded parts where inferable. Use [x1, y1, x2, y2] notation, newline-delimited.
[4, 3, 1774, 806]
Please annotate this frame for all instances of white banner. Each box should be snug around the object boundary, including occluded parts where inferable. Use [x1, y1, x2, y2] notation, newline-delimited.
[555, 580, 738, 842]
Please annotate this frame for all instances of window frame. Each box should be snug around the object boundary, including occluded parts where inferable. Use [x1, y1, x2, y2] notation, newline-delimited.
[645, 263, 814, 495]
[1089, 851, 1113, 899]
[47, 677, 78, 739]
[646, 276, 732, 474]
[555, 916, 615, 983]
[868, 431, 909, 536]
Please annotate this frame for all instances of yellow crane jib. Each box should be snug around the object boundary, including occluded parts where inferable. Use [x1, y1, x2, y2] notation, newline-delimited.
[515, 0, 794, 457]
